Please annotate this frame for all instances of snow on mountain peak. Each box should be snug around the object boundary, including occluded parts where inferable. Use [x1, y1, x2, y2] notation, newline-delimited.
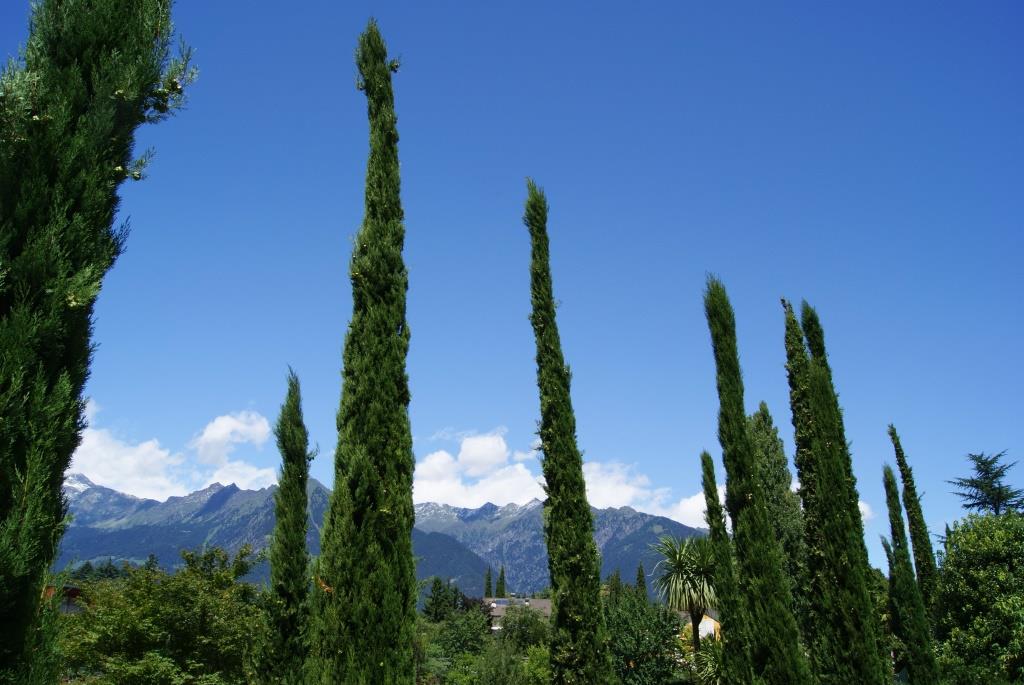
[64, 473, 95, 494]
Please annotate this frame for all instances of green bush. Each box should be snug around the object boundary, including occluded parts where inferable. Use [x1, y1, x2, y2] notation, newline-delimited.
[604, 583, 682, 684]
[935, 513, 1024, 684]
[500, 606, 549, 652]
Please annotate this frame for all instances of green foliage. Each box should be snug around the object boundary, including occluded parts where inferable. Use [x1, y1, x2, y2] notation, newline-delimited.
[700, 451, 752, 685]
[500, 606, 549, 652]
[747, 403, 805, 610]
[485, 567, 493, 598]
[438, 607, 490, 659]
[496, 565, 507, 598]
[882, 465, 939, 684]
[424, 577, 474, 623]
[934, 513, 1024, 683]
[308, 19, 416, 683]
[704, 278, 810, 685]
[603, 584, 681, 685]
[634, 563, 648, 598]
[60, 547, 261, 685]
[522, 645, 552, 685]
[254, 370, 313, 684]
[70, 558, 130, 581]
[782, 300, 887, 685]
[476, 641, 528, 685]
[652, 535, 715, 654]
[691, 638, 724, 685]
[524, 179, 612, 684]
[888, 425, 938, 613]
[0, 1, 193, 677]
[947, 451, 1023, 516]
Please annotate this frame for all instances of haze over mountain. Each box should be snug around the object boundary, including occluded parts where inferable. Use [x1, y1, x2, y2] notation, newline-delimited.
[59, 474, 704, 595]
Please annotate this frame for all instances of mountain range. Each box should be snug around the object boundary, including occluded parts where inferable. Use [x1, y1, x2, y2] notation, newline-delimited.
[59, 473, 704, 596]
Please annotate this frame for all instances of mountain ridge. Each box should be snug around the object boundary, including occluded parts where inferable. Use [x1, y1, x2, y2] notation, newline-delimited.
[60, 474, 705, 595]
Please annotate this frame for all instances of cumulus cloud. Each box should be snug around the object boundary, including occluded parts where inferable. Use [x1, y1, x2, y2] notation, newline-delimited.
[69, 404, 277, 501]
[858, 501, 875, 521]
[413, 429, 544, 507]
[581, 460, 723, 528]
[71, 422, 188, 501]
[189, 411, 270, 464]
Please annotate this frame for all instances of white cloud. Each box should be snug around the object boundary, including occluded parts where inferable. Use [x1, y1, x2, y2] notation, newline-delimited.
[189, 411, 271, 464]
[204, 460, 277, 491]
[71, 423, 188, 501]
[69, 405, 277, 501]
[413, 429, 544, 507]
[859, 501, 875, 521]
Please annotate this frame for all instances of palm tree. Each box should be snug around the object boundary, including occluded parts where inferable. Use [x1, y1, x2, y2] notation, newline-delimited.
[653, 535, 717, 653]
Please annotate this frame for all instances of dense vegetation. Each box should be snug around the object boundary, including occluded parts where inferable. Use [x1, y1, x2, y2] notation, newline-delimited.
[1, 3, 1021, 684]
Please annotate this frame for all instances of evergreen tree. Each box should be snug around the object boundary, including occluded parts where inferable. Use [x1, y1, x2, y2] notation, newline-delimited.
[423, 577, 455, 623]
[496, 566, 507, 599]
[701, 451, 753, 684]
[887, 425, 938, 611]
[882, 465, 939, 685]
[0, 1, 192, 678]
[524, 180, 613, 684]
[748, 403, 805, 605]
[606, 570, 624, 601]
[257, 370, 314, 684]
[948, 450, 1023, 515]
[307, 20, 416, 683]
[783, 300, 887, 685]
[635, 563, 647, 598]
[484, 567, 493, 598]
[704, 278, 811, 684]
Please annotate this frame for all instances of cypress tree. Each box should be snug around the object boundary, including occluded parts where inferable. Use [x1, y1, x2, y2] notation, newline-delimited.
[887, 425, 937, 612]
[701, 451, 753, 685]
[635, 562, 647, 598]
[496, 566, 506, 599]
[0, 1, 192, 677]
[748, 402, 805, 603]
[882, 465, 939, 685]
[524, 179, 613, 684]
[308, 20, 415, 683]
[784, 300, 887, 685]
[704, 278, 811, 684]
[484, 567, 493, 598]
[257, 370, 314, 684]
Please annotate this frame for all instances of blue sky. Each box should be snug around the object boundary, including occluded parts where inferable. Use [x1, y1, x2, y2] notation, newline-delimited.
[3, 1, 1021, 567]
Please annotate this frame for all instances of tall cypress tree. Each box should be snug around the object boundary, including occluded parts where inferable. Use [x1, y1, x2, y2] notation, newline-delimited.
[524, 179, 612, 684]
[0, 2, 192, 677]
[887, 425, 937, 612]
[258, 370, 314, 684]
[635, 563, 647, 598]
[308, 20, 415, 683]
[704, 278, 811, 684]
[882, 465, 939, 685]
[748, 402, 805, 604]
[700, 451, 753, 685]
[496, 566, 506, 599]
[783, 300, 887, 685]
[484, 567, 493, 598]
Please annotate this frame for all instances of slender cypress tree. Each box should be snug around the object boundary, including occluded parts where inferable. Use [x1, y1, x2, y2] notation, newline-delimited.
[0, 2, 192, 677]
[701, 451, 753, 685]
[748, 402, 805, 602]
[704, 278, 811, 684]
[887, 425, 937, 612]
[524, 179, 613, 684]
[496, 566, 507, 599]
[484, 567, 493, 598]
[785, 300, 887, 685]
[882, 465, 939, 685]
[258, 370, 314, 684]
[308, 20, 416, 683]
[635, 563, 647, 598]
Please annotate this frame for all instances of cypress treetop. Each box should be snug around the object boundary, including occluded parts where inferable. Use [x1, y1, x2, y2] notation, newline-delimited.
[308, 19, 416, 684]
[524, 179, 613, 684]
[496, 566, 507, 599]
[635, 563, 648, 598]
[882, 465, 939, 685]
[484, 567, 493, 598]
[887, 425, 938, 611]
[258, 369, 314, 685]
[704, 278, 811, 685]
